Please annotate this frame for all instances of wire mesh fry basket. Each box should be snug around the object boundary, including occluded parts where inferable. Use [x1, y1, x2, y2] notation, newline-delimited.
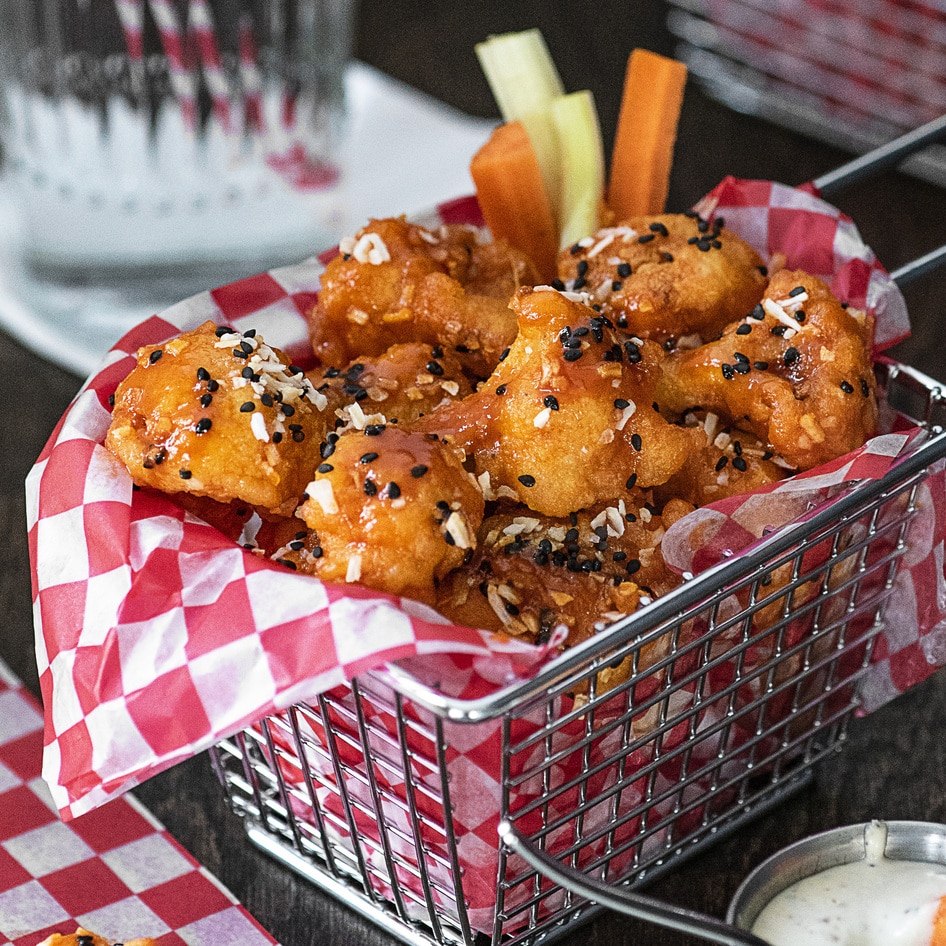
[209, 352, 946, 946]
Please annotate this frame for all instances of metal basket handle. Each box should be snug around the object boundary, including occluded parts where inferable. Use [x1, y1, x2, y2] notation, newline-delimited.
[498, 820, 771, 946]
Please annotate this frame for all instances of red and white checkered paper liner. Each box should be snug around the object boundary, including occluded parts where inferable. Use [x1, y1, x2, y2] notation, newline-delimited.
[26, 180, 945, 826]
[0, 658, 278, 946]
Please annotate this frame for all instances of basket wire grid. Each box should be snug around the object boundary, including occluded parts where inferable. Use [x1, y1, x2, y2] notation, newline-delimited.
[665, 0, 946, 188]
[209, 357, 946, 946]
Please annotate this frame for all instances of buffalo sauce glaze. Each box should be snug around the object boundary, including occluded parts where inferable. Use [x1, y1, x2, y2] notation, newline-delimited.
[751, 822, 946, 945]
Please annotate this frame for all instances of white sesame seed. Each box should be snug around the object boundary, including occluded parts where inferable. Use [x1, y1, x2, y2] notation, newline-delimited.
[533, 406, 552, 429]
[345, 554, 362, 582]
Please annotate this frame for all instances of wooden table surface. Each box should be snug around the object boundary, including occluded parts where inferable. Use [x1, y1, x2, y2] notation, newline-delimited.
[4, 2, 946, 945]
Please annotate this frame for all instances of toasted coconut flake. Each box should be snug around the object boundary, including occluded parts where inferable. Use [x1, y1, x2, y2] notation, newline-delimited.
[762, 298, 799, 336]
[306, 478, 338, 515]
[534, 406, 552, 429]
[250, 411, 269, 443]
[345, 554, 362, 582]
[444, 511, 473, 549]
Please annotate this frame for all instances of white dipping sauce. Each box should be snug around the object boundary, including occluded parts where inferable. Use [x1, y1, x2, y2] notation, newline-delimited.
[751, 822, 946, 946]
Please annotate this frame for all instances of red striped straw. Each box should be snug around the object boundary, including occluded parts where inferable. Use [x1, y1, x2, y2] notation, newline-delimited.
[146, 0, 200, 130]
[188, 0, 232, 132]
[114, 0, 146, 71]
[238, 12, 266, 134]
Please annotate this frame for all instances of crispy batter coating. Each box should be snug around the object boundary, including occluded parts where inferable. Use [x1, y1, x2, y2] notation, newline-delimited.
[417, 285, 700, 517]
[105, 321, 330, 514]
[556, 213, 768, 342]
[656, 270, 878, 471]
[308, 217, 539, 378]
[295, 424, 485, 603]
[309, 342, 473, 430]
[436, 497, 682, 643]
[654, 412, 787, 507]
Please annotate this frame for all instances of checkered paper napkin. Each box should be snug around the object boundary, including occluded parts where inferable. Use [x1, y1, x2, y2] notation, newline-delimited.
[0, 659, 278, 946]
[26, 181, 946, 825]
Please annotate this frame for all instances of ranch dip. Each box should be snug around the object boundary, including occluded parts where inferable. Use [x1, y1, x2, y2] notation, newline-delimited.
[751, 821, 946, 946]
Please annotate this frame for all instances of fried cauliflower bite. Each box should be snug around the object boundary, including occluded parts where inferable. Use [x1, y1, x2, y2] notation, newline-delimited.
[308, 217, 539, 378]
[556, 213, 768, 343]
[417, 285, 700, 517]
[105, 321, 330, 515]
[655, 270, 878, 471]
[37, 929, 156, 946]
[436, 496, 684, 646]
[309, 342, 473, 430]
[294, 424, 485, 603]
[653, 412, 788, 507]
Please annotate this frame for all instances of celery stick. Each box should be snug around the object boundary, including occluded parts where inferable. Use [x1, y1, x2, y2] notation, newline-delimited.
[551, 90, 605, 247]
[475, 29, 565, 225]
[474, 29, 564, 121]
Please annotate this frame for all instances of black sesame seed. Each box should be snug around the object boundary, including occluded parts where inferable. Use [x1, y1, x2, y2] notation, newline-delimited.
[282, 403, 296, 417]
[715, 456, 729, 472]
[499, 347, 510, 361]
[544, 395, 560, 411]
[697, 217, 710, 233]
[751, 304, 766, 320]
[426, 360, 444, 376]
[386, 482, 401, 499]
[734, 361, 751, 375]
[732, 456, 748, 472]
[288, 365, 304, 375]
[721, 363, 735, 380]
[179, 469, 192, 479]
[149, 349, 163, 364]
[734, 351, 749, 363]
[733, 440, 743, 455]
[626, 473, 638, 489]
[239, 401, 255, 413]
[758, 265, 768, 276]
[364, 424, 386, 436]
[649, 221, 669, 236]
[626, 559, 641, 575]
[789, 285, 806, 297]
[518, 474, 536, 488]
[261, 392, 274, 407]
[197, 367, 210, 381]
[320, 442, 335, 459]
[108, 393, 115, 407]
[273, 431, 283, 444]
[550, 278, 566, 291]
[576, 259, 589, 276]
[312, 546, 323, 558]
[784, 347, 800, 366]
[289, 540, 305, 551]
[411, 464, 428, 478]
[292, 429, 305, 442]
[207, 379, 219, 392]
[631, 433, 643, 452]
[569, 242, 583, 255]
[317, 463, 333, 473]
[795, 310, 806, 322]
[624, 340, 642, 363]
[754, 361, 769, 371]
[861, 378, 870, 397]
[771, 325, 788, 337]
[200, 393, 213, 408]
[195, 418, 212, 434]
[614, 398, 630, 409]
[232, 348, 249, 359]
[616, 262, 632, 279]
[496, 383, 507, 395]
[736, 323, 752, 335]
[563, 348, 583, 362]
[840, 380, 855, 393]
[364, 479, 378, 496]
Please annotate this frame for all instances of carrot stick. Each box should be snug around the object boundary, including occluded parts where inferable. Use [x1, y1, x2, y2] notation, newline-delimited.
[607, 48, 688, 220]
[932, 894, 946, 946]
[470, 120, 559, 280]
